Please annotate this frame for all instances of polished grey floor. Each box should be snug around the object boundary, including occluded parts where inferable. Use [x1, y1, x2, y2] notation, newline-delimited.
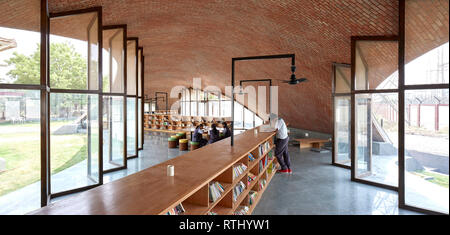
[252, 146, 421, 215]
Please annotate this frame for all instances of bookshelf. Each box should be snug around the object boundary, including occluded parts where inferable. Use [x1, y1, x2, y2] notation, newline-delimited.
[29, 126, 276, 215]
[144, 113, 232, 131]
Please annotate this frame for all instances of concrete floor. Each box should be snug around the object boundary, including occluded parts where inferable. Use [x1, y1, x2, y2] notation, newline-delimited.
[1, 131, 423, 215]
[252, 146, 420, 215]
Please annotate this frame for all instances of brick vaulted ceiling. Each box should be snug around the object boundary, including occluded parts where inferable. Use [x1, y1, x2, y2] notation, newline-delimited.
[1, 0, 448, 133]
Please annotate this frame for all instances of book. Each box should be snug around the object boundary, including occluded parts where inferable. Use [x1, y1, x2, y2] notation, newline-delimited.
[233, 206, 249, 215]
[233, 163, 248, 180]
[258, 178, 267, 191]
[249, 191, 258, 205]
[233, 181, 246, 202]
[248, 173, 256, 186]
[248, 153, 255, 162]
[209, 181, 225, 202]
[166, 203, 185, 215]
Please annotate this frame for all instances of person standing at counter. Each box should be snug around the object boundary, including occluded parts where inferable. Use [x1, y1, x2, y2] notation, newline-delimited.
[269, 113, 292, 174]
[193, 124, 207, 147]
[208, 124, 221, 144]
[221, 122, 231, 139]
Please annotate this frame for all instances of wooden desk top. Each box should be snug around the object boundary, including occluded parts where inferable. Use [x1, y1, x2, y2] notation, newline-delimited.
[293, 138, 329, 144]
[30, 127, 275, 215]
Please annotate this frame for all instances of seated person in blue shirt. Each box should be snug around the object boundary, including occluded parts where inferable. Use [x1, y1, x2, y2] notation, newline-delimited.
[221, 122, 231, 139]
[208, 124, 221, 144]
[193, 124, 207, 147]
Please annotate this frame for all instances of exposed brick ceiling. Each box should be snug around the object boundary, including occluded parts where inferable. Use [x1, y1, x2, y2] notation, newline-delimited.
[1, 0, 448, 133]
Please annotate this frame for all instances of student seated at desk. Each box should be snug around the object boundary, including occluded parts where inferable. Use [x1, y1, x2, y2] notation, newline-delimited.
[208, 124, 221, 144]
[193, 124, 207, 147]
[221, 122, 231, 139]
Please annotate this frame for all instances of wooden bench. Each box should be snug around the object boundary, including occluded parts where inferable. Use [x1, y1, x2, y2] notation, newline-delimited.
[294, 138, 329, 150]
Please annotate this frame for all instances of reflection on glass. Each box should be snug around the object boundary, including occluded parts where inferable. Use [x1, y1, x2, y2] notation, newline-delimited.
[0, 89, 40, 214]
[102, 28, 124, 93]
[103, 96, 124, 171]
[355, 41, 399, 90]
[127, 97, 136, 157]
[335, 66, 351, 93]
[138, 98, 142, 149]
[127, 40, 137, 95]
[50, 93, 99, 194]
[244, 108, 253, 129]
[334, 96, 351, 166]
[49, 12, 98, 90]
[404, 89, 449, 213]
[355, 93, 398, 186]
[234, 102, 243, 129]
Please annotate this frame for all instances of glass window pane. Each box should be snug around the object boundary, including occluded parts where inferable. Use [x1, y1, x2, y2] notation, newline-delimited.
[405, 0, 449, 85]
[234, 102, 243, 129]
[244, 108, 253, 129]
[221, 100, 231, 117]
[355, 93, 398, 187]
[334, 96, 351, 166]
[0, 89, 40, 214]
[49, 12, 99, 90]
[355, 41, 398, 90]
[0, 0, 40, 85]
[127, 40, 137, 95]
[127, 97, 136, 156]
[190, 101, 197, 116]
[103, 96, 124, 171]
[50, 93, 99, 194]
[405, 89, 449, 213]
[138, 98, 142, 149]
[255, 115, 263, 127]
[335, 66, 351, 93]
[102, 28, 124, 93]
[137, 49, 142, 97]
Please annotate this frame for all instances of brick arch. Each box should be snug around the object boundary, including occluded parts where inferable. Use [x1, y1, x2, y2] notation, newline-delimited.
[1, 0, 448, 133]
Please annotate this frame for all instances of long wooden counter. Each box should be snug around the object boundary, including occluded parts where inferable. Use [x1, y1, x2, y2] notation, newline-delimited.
[30, 127, 276, 215]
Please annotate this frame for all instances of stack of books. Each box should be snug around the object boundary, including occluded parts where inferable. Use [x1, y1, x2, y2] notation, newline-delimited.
[233, 163, 248, 180]
[233, 181, 246, 202]
[248, 173, 257, 186]
[209, 181, 225, 202]
[249, 191, 258, 205]
[258, 141, 271, 157]
[267, 150, 274, 161]
[259, 156, 268, 173]
[233, 206, 249, 215]
[248, 153, 255, 162]
[267, 163, 274, 174]
[166, 203, 185, 215]
[258, 178, 267, 191]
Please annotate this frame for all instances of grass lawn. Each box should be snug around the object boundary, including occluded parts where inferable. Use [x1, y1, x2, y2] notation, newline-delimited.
[0, 121, 98, 197]
[413, 170, 449, 188]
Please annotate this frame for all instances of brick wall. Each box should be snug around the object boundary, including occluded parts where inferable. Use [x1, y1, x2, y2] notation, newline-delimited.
[1, 0, 448, 134]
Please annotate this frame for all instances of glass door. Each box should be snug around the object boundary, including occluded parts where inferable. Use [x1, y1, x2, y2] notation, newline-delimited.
[332, 63, 351, 167]
[48, 8, 102, 196]
[351, 38, 399, 189]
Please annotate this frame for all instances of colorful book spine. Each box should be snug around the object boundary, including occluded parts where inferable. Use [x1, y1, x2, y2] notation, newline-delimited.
[166, 203, 185, 215]
[233, 163, 248, 180]
[258, 179, 267, 191]
[248, 173, 256, 186]
[249, 191, 258, 205]
[233, 181, 246, 202]
[233, 206, 249, 215]
[248, 153, 255, 162]
[209, 181, 225, 202]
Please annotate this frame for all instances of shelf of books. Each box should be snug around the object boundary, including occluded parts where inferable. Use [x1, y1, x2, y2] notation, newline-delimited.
[163, 135, 276, 215]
